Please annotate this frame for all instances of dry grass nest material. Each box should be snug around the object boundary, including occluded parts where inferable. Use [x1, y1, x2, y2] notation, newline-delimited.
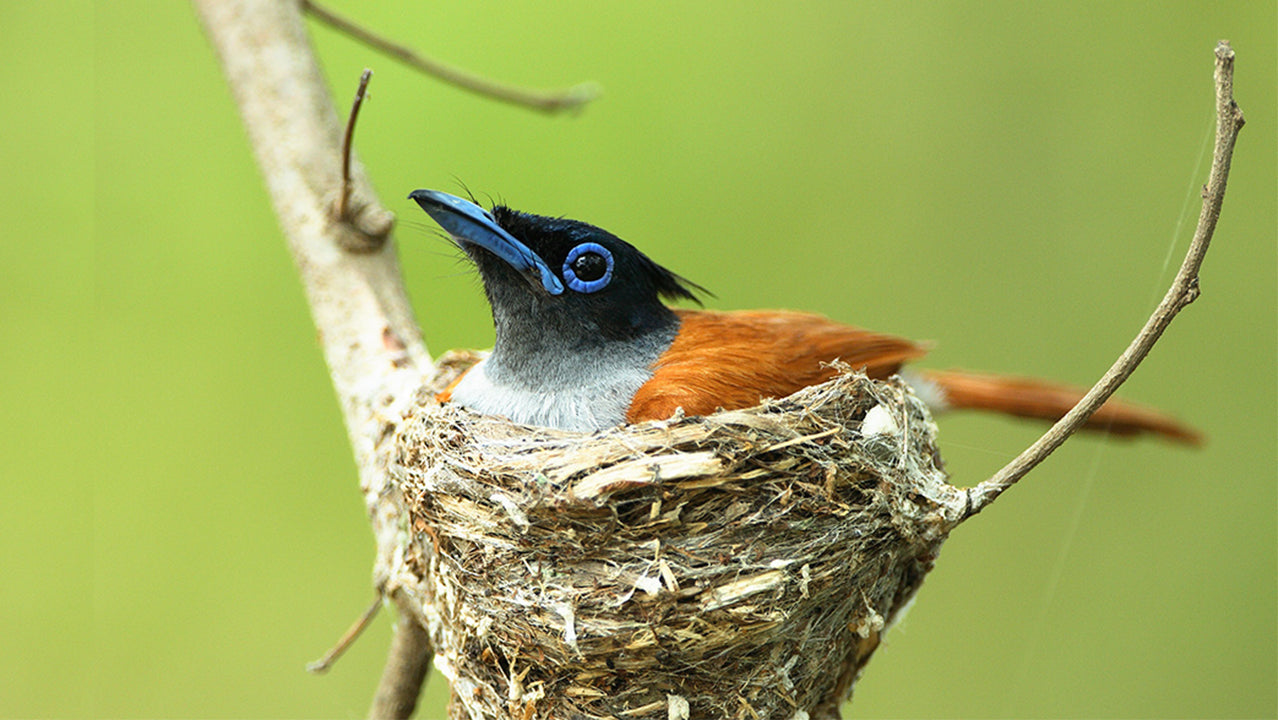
[390, 351, 968, 720]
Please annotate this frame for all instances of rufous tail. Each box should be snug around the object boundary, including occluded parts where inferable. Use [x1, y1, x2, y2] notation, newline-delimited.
[913, 369, 1202, 445]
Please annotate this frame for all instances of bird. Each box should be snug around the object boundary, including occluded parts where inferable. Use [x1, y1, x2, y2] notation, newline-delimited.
[409, 189, 1199, 443]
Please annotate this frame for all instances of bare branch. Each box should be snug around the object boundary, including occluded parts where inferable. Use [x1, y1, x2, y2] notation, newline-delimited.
[369, 615, 432, 720]
[302, 0, 601, 114]
[961, 41, 1245, 521]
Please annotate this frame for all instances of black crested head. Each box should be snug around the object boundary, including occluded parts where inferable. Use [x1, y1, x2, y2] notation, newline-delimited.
[409, 189, 706, 359]
[480, 204, 705, 344]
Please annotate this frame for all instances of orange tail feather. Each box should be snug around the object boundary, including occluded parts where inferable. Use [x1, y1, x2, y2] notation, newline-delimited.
[917, 369, 1202, 445]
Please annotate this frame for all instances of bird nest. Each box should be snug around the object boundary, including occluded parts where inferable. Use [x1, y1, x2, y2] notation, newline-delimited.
[386, 351, 967, 720]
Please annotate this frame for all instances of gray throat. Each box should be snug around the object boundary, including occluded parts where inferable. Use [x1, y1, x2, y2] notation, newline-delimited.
[449, 327, 677, 432]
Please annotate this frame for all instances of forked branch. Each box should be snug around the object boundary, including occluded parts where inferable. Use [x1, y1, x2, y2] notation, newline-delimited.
[961, 41, 1244, 521]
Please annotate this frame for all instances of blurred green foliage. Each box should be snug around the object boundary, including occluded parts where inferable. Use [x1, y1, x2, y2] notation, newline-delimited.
[1, 1, 1274, 718]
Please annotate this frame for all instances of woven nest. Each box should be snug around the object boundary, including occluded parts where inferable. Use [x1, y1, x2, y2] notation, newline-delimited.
[387, 351, 967, 720]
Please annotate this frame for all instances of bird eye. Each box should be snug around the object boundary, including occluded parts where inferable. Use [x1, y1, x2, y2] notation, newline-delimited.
[562, 242, 614, 293]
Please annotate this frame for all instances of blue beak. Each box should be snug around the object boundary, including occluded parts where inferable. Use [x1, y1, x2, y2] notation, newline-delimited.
[409, 189, 565, 296]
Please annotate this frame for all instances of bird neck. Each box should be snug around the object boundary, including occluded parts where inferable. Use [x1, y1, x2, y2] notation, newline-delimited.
[484, 302, 678, 392]
[450, 302, 680, 431]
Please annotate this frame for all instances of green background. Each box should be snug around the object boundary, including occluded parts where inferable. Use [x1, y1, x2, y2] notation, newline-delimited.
[3, 2, 1274, 718]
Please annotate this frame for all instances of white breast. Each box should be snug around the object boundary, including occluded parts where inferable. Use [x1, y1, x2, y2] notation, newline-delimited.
[450, 357, 654, 432]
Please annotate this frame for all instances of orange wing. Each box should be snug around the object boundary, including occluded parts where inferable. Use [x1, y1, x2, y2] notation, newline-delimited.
[625, 309, 927, 423]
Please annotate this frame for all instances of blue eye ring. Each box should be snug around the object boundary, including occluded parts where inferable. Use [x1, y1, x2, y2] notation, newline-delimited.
[562, 242, 614, 293]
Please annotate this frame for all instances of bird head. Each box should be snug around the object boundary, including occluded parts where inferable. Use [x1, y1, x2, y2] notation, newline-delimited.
[410, 190, 703, 345]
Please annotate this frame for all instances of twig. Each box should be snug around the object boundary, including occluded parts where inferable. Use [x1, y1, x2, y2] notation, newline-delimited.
[336, 68, 373, 221]
[961, 41, 1245, 522]
[307, 593, 384, 674]
[301, 0, 601, 114]
[368, 614, 432, 720]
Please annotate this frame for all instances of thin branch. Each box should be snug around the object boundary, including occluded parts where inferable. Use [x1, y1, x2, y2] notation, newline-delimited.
[307, 593, 384, 674]
[301, 0, 601, 114]
[336, 68, 373, 222]
[369, 614, 432, 720]
[961, 41, 1245, 522]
